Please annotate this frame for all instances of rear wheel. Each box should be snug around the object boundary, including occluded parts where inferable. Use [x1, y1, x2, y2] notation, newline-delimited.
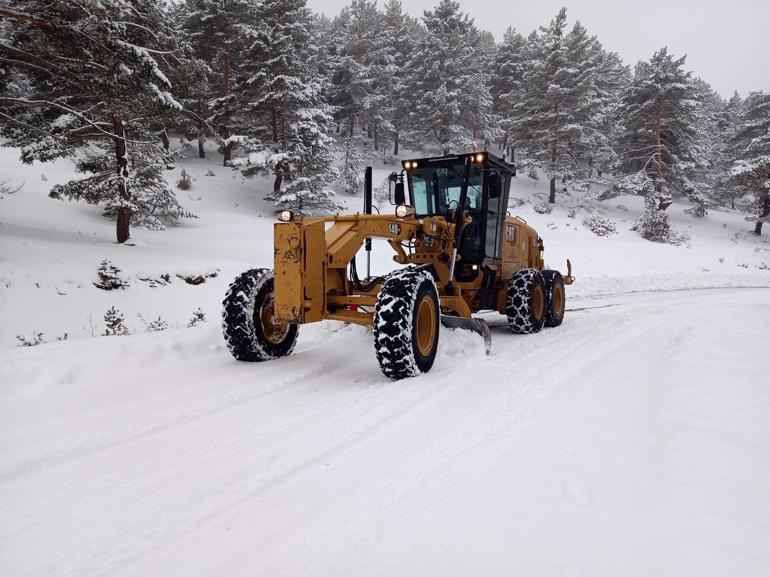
[541, 269, 565, 327]
[506, 268, 546, 334]
[373, 267, 439, 379]
[222, 268, 298, 361]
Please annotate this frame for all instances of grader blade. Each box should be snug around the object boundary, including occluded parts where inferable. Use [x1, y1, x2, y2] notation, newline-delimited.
[440, 315, 492, 355]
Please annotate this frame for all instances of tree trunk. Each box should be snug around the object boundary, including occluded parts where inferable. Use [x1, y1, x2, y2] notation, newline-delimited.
[549, 100, 559, 204]
[273, 172, 283, 194]
[221, 51, 232, 166]
[223, 51, 230, 98]
[159, 128, 169, 153]
[271, 106, 279, 143]
[393, 129, 399, 155]
[654, 98, 663, 193]
[755, 189, 770, 235]
[113, 114, 131, 244]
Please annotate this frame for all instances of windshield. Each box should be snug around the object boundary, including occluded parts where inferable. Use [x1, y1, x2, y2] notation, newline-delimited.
[409, 165, 483, 217]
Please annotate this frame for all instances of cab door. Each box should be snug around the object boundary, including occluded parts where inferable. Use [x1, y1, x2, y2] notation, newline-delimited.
[483, 169, 505, 261]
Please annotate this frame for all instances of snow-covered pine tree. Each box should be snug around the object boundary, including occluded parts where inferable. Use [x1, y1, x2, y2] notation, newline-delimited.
[232, 0, 342, 214]
[0, 0, 199, 243]
[615, 48, 700, 241]
[503, 29, 543, 174]
[713, 92, 745, 209]
[182, 0, 254, 164]
[407, 0, 495, 154]
[513, 9, 600, 202]
[467, 28, 500, 149]
[328, 0, 389, 155]
[491, 27, 527, 159]
[728, 91, 770, 235]
[338, 128, 367, 195]
[381, 0, 420, 155]
[564, 22, 630, 186]
[590, 50, 630, 177]
[682, 78, 723, 217]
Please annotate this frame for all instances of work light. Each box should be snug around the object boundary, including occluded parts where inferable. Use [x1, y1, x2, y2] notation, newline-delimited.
[395, 204, 414, 218]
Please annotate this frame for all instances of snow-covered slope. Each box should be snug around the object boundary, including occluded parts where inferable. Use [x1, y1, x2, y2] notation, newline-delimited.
[1, 145, 770, 576]
[1, 145, 768, 348]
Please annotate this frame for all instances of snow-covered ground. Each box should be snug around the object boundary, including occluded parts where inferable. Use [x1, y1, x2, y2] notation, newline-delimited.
[1, 144, 770, 576]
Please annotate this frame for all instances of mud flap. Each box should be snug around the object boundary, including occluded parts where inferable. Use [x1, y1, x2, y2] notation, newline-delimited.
[440, 315, 492, 355]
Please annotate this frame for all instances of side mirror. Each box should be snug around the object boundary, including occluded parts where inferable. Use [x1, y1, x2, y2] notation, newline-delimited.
[394, 181, 406, 205]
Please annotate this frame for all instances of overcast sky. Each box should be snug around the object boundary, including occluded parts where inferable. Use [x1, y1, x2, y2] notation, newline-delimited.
[309, 0, 769, 97]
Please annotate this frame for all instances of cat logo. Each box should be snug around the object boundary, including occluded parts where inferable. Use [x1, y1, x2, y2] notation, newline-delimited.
[389, 223, 401, 236]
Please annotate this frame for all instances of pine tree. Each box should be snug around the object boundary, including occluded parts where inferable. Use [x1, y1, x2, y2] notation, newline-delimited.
[491, 27, 527, 159]
[616, 48, 700, 241]
[381, 0, 419, 155]
[103, 307, 128, 336]
[514, 8, 581, 203]
[408, 0, 495, 154]
[713, 92, 745, 209]
[682, 78, 723, 217]
[591, 50, 630, 177]
[563, 22, 619, 185]
[0, 0, 200, 243]
[728, 91, 770, 235]
[328, 0, 389, 154]
[338, 129, 367, 195]
[232, 0, 342, 214]
[182, 0, 253, 164]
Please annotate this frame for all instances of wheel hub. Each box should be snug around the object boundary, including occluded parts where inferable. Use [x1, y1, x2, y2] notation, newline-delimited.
[415, 295, 437, 356]
[258, 294, 290, 344]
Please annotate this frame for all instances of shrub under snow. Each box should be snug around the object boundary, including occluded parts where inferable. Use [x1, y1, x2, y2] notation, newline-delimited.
[583, 215, 617, 236]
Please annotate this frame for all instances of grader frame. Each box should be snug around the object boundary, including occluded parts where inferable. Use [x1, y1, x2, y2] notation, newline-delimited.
[222, 151, 573, 379]
[272, 152, 570, 329]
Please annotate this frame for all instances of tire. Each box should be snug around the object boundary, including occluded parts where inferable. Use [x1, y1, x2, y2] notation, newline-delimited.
[506, 268, 546, 334]
[222, 268, 298, 362]
[541, 269, 565, 328]
[373, 267, 440, 379]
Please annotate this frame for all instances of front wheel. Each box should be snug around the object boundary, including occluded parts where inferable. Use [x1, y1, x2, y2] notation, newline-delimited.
[373, 267, 440, 379]
[222, 268, 298, 361]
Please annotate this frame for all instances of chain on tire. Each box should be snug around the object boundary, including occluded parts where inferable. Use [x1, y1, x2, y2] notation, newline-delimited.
[221, 268, 298, 361]
[506, 268, 546, 334]
[373, 267, 440, 379]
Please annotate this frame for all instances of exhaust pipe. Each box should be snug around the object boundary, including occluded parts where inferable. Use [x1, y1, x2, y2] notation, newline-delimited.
[364, 166, 372, 278]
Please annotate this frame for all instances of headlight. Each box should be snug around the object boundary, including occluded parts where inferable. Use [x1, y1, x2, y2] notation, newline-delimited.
[277, 210, 293, 222]
[395, 204, 414, 218]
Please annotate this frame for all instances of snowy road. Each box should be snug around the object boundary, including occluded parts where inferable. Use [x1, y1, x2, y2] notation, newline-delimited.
[1, 287, 769, 577]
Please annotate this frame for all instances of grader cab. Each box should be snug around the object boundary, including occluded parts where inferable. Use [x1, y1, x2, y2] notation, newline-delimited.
[222, 151, 573, 379]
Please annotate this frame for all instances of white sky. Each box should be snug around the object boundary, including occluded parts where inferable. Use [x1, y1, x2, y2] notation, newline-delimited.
[309, 0, 770, 97]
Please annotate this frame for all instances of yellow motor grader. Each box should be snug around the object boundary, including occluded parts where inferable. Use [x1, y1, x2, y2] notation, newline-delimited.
[222, 151, 573, 379]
